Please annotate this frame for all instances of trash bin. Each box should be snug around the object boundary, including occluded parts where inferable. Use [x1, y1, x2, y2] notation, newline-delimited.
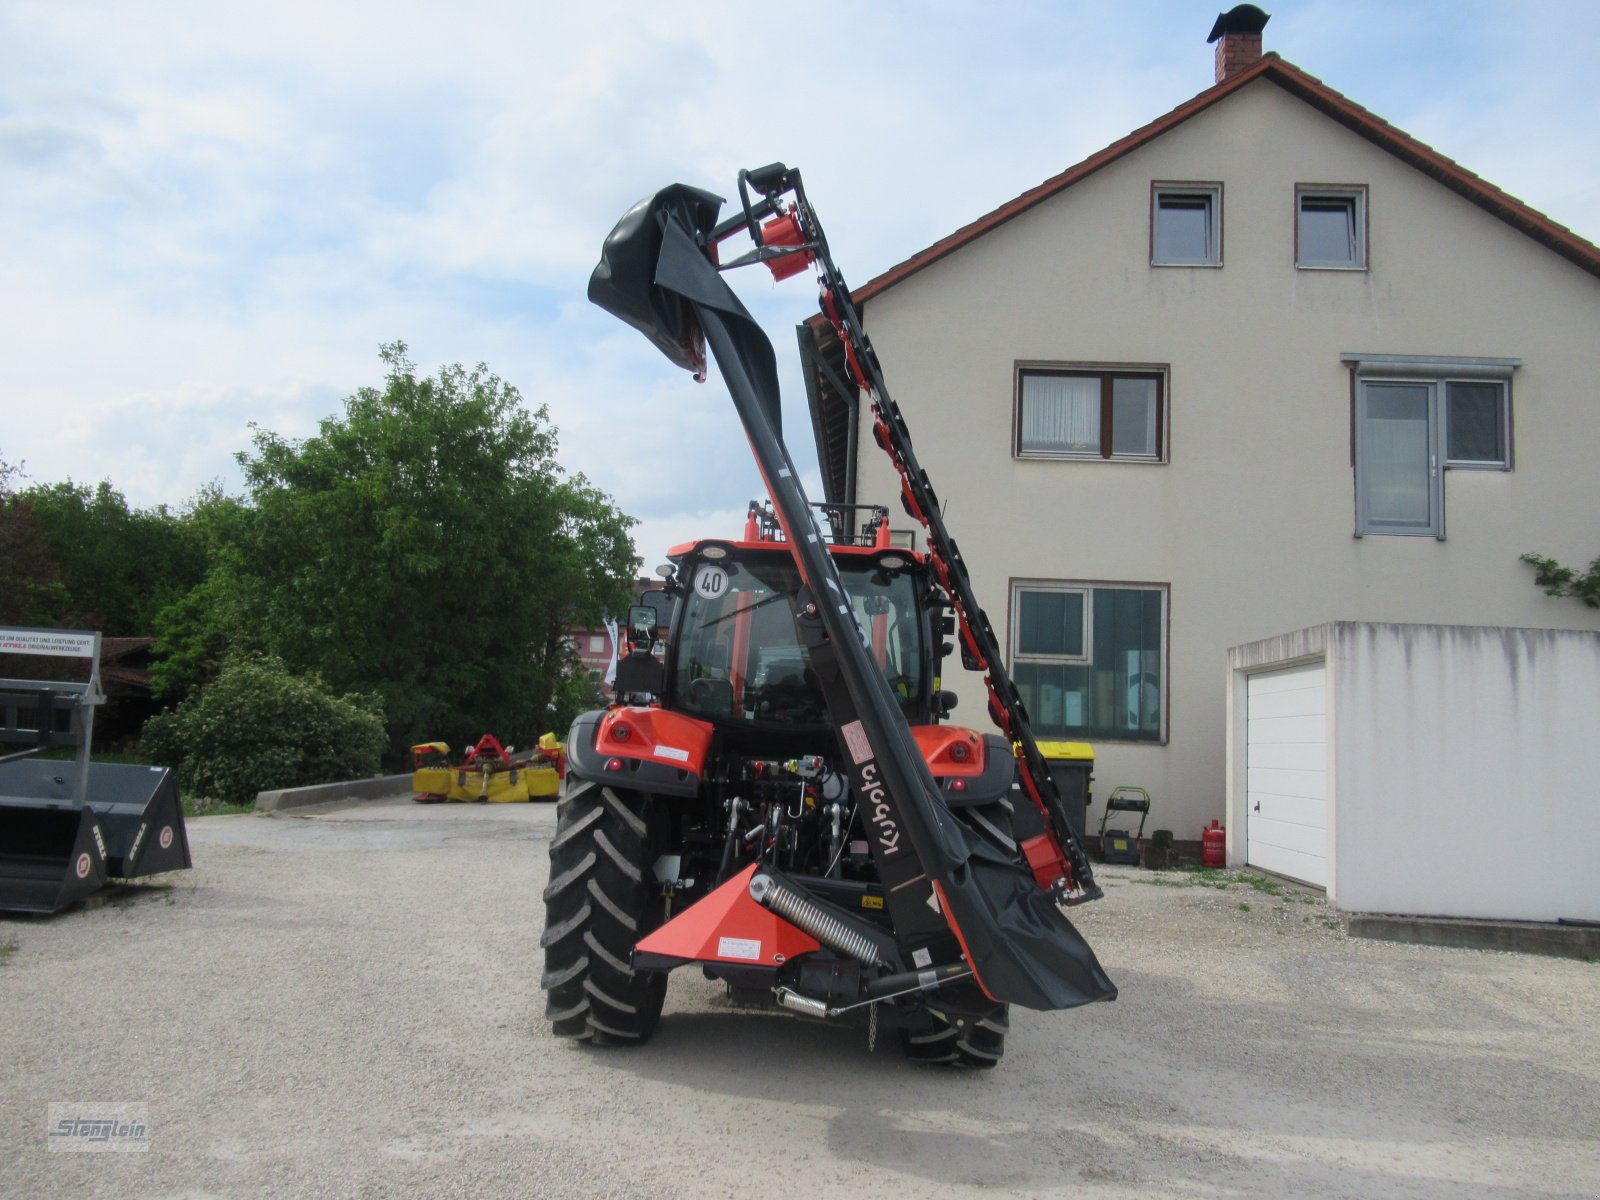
[1037, 740, 1095, 841]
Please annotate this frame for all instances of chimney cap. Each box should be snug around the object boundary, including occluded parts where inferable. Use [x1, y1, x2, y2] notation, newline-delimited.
[1208, 4, 1270, 43]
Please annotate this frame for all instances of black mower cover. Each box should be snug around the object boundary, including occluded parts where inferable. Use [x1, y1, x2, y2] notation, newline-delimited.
[589, 182, 1115, 1011]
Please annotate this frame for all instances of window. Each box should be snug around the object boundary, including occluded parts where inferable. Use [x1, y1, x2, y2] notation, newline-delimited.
[1343, 354, 1517, 537]
[1016, 367, 1164, 461]
[1445, 381, 1509, 466]
[589, 634, 606, 654]
[1297, 186, 1367, 269]
[1010, 582, 1166, 743]
[1152, 183, 1221, 266]
[1014, 586, 1088, 662]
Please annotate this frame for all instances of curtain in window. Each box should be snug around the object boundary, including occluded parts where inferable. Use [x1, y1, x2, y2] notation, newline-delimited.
[1021, 375, 1098, 452]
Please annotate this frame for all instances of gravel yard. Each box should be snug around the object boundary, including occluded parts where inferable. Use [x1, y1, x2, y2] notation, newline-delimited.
[2, 797, 1597, 1199]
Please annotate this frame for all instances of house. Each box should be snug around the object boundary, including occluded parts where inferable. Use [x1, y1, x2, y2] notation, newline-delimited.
[802, 6, 1600, 860]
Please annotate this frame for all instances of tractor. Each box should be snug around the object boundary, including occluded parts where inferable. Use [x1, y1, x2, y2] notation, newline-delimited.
[542, 165, 1115, 1066]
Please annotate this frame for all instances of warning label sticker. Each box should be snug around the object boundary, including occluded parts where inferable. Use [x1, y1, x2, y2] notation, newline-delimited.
[841, 720, 873, 765]
[716, 937, 762, 961]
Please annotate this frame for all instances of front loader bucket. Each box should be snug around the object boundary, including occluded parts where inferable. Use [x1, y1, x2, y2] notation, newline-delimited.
[0, 760, 190, 913]
[0, 793, 108, 914]
[89, 763, 191, 879]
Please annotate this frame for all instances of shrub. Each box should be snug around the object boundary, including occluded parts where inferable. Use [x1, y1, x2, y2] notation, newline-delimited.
[142, 655, 385, 807]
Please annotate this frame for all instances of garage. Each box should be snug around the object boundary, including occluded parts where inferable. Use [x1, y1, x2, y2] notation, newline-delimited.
[1243, 662, 1328, 888]
[1227, 621, 1600, 922]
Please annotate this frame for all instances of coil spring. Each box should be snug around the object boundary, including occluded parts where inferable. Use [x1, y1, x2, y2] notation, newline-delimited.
[750, 873, 881, 964]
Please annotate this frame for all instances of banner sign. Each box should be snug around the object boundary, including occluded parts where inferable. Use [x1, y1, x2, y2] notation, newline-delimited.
[0, 629, 99, 659]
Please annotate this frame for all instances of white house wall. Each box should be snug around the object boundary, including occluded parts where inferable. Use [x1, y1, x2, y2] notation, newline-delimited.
[1331, 623, 1600, 922]
[853, 78, 1600, 838]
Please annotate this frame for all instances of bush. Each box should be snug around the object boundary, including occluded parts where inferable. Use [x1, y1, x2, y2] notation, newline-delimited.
[142, 655, 386, 807]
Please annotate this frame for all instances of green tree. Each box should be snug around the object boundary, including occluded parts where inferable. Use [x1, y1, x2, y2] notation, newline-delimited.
[206, 343, 636, 759]
[18, 477, 207, 635]
[0, 456, 70, 626]
[149, 484, 261, 699]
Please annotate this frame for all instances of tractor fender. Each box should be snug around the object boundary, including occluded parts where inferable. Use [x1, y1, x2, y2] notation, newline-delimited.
[911, 729, 1015, 809]
[564, 708, 710, 798]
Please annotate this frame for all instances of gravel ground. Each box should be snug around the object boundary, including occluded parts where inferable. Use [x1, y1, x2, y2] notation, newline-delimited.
[2, 797, 1597, 1200]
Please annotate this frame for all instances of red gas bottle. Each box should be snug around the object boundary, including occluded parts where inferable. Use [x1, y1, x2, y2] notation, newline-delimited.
[1201, 819, 1226, 868]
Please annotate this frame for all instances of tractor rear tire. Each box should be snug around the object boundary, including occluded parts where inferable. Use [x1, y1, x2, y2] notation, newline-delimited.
[899, 1004, 1009, 1068]
[540, 779, 667, 1045]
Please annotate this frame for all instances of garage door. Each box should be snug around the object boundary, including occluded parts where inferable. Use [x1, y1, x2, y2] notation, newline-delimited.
[1246, 662, 1328, 888]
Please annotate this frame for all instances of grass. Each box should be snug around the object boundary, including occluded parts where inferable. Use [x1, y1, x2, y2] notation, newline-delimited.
[1134, 865, 1319, 903]
[0, 939, 16, 965]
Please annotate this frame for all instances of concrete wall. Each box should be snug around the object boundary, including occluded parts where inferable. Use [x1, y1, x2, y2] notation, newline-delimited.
[852, 77, 1600, 840]
[1228, 622, 1600, 922]
[1333, 623, 1600, 922]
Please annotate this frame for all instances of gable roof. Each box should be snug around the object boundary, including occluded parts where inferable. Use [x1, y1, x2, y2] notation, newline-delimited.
[850, 53, 1600, 304]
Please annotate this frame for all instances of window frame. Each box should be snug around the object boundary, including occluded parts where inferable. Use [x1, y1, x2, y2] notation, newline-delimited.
[1342, 353, 1518, 539]
[1151, 182, 1223, 267]
[1295, 184, 1368, 270]
[1007, 579, 1169, 745]
[1354, 378, 1443, 537]
[1014, 363, 1168, 463]
[1010, 584, 1092, 666]
[1443, 380, 1512, 470]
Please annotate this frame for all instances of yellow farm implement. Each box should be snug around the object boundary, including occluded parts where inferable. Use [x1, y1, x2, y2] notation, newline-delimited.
[410, 733, 565, 804]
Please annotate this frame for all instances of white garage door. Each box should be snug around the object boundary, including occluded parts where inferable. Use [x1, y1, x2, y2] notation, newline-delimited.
[1246, 662, 1328, 888]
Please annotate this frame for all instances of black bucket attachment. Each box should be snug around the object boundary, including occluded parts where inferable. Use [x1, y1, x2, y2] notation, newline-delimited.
[0, 799, 109, 914]
[0, 759, 190, 913]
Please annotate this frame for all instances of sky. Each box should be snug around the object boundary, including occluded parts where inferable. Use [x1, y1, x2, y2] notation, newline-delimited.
[3, 0, 1597, 567]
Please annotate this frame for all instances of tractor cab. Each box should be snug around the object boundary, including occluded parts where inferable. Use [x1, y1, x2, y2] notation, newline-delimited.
[642, 503, 949, 735]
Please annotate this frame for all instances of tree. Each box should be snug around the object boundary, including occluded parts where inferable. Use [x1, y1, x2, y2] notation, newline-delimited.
[202, 343, 637, 759]
[0, 456, 71, 627]
[148, 485, 262, 699]
[18, 477, 208, 635]
[1520, 552, 1600, 609]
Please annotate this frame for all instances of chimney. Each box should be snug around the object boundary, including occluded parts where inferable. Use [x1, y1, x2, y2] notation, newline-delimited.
[1208, 4, 1270, 83]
